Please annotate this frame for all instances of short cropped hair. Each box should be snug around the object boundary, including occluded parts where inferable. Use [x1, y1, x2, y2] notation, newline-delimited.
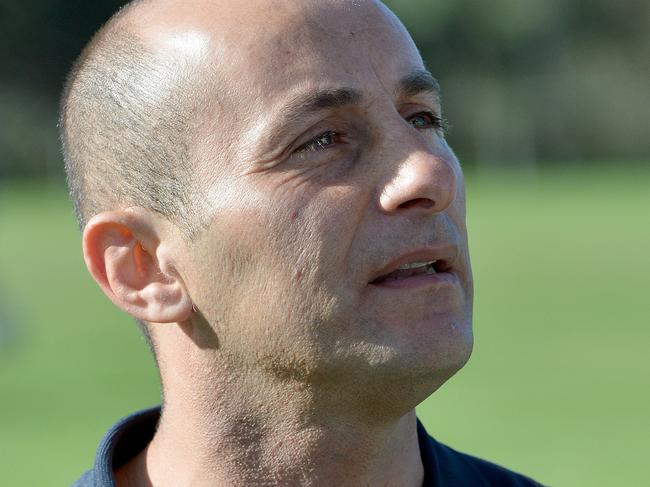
[59, 4, 204, 351]
[59, 11, 199, 237]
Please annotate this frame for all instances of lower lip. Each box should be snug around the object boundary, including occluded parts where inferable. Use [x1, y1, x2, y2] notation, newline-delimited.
[369, 271, 458, 290]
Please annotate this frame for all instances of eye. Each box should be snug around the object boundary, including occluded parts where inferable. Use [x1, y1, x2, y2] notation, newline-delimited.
[407, 111, 445, 131]
[293, 130, 339, 154]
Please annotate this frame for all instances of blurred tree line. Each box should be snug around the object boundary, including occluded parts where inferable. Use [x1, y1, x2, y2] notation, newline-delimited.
[1, 0, 648, 179]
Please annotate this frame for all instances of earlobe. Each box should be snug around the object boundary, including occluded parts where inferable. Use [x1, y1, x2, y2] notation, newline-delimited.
[82, 211, 193, 324]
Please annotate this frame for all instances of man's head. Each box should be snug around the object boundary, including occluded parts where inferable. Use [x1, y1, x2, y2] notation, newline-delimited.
[61, 0, 473, 417]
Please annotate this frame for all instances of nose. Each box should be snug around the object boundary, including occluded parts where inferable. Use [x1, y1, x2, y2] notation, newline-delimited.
[378, 142, 457, 215]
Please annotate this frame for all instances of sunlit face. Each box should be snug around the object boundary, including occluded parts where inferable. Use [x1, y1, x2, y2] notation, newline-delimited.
[174, 0, 473, 408]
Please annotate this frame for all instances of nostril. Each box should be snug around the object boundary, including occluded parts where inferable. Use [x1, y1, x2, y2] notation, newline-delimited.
[398, 198, 435, 210]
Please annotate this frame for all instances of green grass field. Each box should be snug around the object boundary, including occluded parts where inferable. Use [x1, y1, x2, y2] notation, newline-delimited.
[1, 166, 648, 486]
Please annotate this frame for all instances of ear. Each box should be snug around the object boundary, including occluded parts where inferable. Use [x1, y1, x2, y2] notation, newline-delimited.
[82, 209, 193, 324]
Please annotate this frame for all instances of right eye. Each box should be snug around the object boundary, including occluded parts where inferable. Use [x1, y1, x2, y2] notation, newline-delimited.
[293, 131, 340, 154]
[406, 111, 444, 132]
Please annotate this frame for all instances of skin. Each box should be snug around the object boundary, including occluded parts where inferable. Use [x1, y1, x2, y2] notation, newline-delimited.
[83, 1, 474, 485]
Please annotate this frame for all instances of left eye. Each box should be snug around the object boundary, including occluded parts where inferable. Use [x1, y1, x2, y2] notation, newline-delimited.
[407, 112, 443, 130]
[294, 131, 339, 154]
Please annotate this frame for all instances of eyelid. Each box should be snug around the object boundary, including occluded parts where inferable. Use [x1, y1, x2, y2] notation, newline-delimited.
[293, 130, 339, 154]
[290, 118, 354, 156]
[406, 110, 448, 133]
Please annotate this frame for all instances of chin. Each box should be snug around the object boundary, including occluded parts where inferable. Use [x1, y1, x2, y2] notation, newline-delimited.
[405, 328, 473, 380]
[380, 307, 474, 365]
[389, 315, 474, 395]
[334, 324, 474, 419]
[344, 353, 473, 422]
[402, 346, 473, 412]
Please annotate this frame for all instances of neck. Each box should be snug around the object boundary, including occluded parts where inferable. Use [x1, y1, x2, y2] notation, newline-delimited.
[116, 329, 425, 487]
[151, 403, 422, 487]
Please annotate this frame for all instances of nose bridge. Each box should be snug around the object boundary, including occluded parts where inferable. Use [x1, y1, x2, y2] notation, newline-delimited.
[377, 120, 457, 215]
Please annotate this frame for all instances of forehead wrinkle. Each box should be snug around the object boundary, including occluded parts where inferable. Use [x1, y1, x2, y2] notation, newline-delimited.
[274, 70, 438, 136]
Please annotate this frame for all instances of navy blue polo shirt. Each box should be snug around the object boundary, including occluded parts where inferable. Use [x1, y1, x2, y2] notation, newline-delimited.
[72, 407, 545, 486]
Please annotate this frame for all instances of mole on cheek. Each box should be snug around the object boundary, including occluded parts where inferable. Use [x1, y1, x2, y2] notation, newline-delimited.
[289, 208, 300, 222]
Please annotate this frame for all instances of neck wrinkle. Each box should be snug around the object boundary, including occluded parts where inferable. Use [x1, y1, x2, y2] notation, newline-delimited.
[140, 323, 425, 487]
[145, 359, 424, 487]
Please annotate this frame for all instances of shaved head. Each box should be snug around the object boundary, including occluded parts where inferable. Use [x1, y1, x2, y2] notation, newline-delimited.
[60, 0, 209, 237]
[60, 0, 222, 348]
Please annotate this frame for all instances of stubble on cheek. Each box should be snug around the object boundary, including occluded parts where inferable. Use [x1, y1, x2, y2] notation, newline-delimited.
[185, 201, 325, 361]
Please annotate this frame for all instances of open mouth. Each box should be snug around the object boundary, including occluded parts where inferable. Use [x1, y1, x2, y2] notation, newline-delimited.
[370, 259, 452, 285]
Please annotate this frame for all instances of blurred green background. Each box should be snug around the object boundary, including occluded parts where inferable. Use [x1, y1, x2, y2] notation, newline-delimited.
[1, 1, 648, 486]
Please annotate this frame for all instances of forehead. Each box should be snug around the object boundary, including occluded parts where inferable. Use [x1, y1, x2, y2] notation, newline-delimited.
[131, 1, 424, 105]
[210, 1, 425, 109]
[141, 0, 427, 183]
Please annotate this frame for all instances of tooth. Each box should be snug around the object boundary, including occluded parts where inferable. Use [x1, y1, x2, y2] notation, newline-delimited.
[397, 260, 437, 270]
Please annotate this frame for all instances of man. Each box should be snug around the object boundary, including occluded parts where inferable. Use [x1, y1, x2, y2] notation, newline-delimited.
[61, 0, 543, 485]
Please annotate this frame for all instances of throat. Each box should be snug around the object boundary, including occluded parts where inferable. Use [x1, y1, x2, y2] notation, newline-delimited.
[148, 398, 424, 487]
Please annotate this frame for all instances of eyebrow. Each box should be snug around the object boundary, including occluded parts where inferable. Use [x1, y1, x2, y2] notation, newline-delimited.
[258, 69, 441, 157]
[397, 69, 441, 98]
[279, 69, 440, 123]
[279, 88, 362, 122]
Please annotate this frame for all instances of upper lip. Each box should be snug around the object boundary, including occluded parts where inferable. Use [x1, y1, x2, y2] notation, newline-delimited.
[369, 245, 460, 284]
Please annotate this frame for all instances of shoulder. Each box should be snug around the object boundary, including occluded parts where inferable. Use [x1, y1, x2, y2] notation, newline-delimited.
[417, 421, 547, 487]
[71, 470, 94, 487]
[432, 439, 546, 486]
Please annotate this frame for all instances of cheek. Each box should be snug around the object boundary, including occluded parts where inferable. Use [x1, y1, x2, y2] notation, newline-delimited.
[269, 180, 365, 266]
[186, 178, 367, 327]
[452, 186, 468, 233]
[183, 200, 314, 314]
[290, 186, 365, 280]
[445, 161, 468, 233]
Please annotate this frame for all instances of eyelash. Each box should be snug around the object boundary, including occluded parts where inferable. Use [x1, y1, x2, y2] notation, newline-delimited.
[408, 111, 447, 132]
[294, 131, 340, 154]
[292, 111, 446, 155]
